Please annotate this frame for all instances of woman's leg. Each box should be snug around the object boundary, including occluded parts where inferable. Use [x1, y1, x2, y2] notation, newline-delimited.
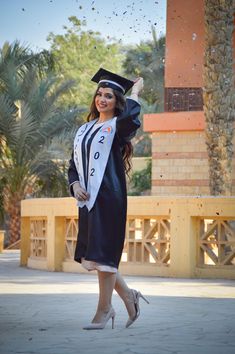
[92, 271, 117, 323]
[114, 271, 136, 319]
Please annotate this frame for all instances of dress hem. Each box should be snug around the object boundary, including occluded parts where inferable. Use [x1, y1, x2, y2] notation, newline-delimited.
[81, 258, 117, 273]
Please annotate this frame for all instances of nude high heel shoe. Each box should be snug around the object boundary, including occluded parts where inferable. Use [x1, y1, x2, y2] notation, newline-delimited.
[125, 289, 149, 328]
[83, 307, 116, 330]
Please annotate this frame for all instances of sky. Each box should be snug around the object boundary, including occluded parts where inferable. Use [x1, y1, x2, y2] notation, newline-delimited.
[0, 0, 166, 51]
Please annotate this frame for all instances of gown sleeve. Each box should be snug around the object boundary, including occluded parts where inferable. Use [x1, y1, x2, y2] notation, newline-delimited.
[116, 98, 141, 142]
[67, 152, 79, 197]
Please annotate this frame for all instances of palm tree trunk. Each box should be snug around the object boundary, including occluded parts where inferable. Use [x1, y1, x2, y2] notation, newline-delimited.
[203, 0, 235, 195]
[4, 192, 21, 245]
[7, 201, 21, 244]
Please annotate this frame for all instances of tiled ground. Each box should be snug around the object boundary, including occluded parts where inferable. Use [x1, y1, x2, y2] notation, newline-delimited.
[1, 250, 235, 354]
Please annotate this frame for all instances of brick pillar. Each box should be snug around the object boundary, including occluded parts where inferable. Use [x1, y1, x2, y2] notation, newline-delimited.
[144, 111, 235, 196]
[152, 131, 210, 195]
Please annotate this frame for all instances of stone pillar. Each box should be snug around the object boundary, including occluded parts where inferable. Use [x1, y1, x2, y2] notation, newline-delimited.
[170, 200, 198, 277]
[20, 218, 30, 266]
[46, 216, 66, 271]
[54, 217, 66, 271]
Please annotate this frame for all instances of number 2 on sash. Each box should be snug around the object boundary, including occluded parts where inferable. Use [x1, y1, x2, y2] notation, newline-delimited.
[90, 168, 95, 176]
[98, 136, 105, 144]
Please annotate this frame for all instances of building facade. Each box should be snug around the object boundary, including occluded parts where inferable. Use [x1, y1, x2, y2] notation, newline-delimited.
[144, 0, 235, 195]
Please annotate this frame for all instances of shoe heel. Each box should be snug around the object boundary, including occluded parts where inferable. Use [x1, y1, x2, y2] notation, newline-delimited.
[111, 315, 115, 329]
[139, 292, 150, 304]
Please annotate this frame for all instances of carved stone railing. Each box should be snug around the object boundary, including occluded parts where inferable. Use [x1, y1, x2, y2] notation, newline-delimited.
[199, 218, 235, 267]
[64, 217, 78, 260]
[21, 196, 235, 279]
[29, 217, 47, 259]
[123, 217, 170, 265]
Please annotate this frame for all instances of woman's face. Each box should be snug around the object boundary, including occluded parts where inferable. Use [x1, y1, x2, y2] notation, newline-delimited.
[95, 87, 116, 117]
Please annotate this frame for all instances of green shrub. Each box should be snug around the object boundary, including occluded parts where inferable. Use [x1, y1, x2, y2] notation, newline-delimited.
[128, 159, 152, 196]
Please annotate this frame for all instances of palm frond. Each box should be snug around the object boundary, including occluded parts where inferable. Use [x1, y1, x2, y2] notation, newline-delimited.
[0, 94, 18, 143]
[43, 127, 78, 160]
[34, 107, 82, 146]
[9, 102, 39, 163]
[19, 67, 38, 101]
[46, 78, 76, 108]
[0, 41, 33, 74]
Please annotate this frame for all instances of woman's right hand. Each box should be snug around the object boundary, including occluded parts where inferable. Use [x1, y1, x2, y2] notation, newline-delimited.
[131, 77, 144, 96]
[73, 182, 90, 201]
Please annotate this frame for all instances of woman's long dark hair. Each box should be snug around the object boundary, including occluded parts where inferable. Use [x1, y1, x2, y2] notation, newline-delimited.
[87, 83, 133, 175]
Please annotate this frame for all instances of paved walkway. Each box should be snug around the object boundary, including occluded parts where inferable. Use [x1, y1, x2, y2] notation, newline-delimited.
[1, 251, 235, 354]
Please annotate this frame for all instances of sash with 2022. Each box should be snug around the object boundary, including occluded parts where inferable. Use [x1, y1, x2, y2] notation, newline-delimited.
[73, 117, 117, 211]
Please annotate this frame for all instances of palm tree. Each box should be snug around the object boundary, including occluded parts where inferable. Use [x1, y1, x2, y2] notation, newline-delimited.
[123, 28, 165, 157]
[203, 0, 235, 195]
[123, 27, 165, 110]
[0, 42, 81, 245]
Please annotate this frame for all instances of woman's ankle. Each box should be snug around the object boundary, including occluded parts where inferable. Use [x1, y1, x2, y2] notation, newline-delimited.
[124, 288, 134, 303]
[97, 304, 112, 313]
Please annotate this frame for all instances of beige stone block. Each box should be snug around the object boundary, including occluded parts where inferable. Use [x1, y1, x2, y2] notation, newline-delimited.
[151, 186, 211, 196]
[155, 159, 171, 166]
[191, 160, 208, 167]
[152, 165, 181, 173]
[180, 166, 193, 173]
[176, 159, 188, 166]
[152, 167, 166, 176]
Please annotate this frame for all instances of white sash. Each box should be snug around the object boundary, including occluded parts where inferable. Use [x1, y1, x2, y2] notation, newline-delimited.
[73, 117, 117, 211]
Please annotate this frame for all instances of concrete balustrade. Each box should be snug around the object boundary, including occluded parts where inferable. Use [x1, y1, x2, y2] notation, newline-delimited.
[21, 196, 235, 279]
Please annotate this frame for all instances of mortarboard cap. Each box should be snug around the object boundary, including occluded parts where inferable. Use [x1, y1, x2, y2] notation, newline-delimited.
[91, 68, 134, 95]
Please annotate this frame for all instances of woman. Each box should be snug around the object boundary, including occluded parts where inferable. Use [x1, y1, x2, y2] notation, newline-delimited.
[68, 68, 149, 330]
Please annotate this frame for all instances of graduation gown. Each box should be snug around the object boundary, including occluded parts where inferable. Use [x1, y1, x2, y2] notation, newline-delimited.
[68, 98, 141, 269]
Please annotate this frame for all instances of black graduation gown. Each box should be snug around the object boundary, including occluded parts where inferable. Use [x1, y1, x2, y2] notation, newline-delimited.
[68, 98, 141, 269]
